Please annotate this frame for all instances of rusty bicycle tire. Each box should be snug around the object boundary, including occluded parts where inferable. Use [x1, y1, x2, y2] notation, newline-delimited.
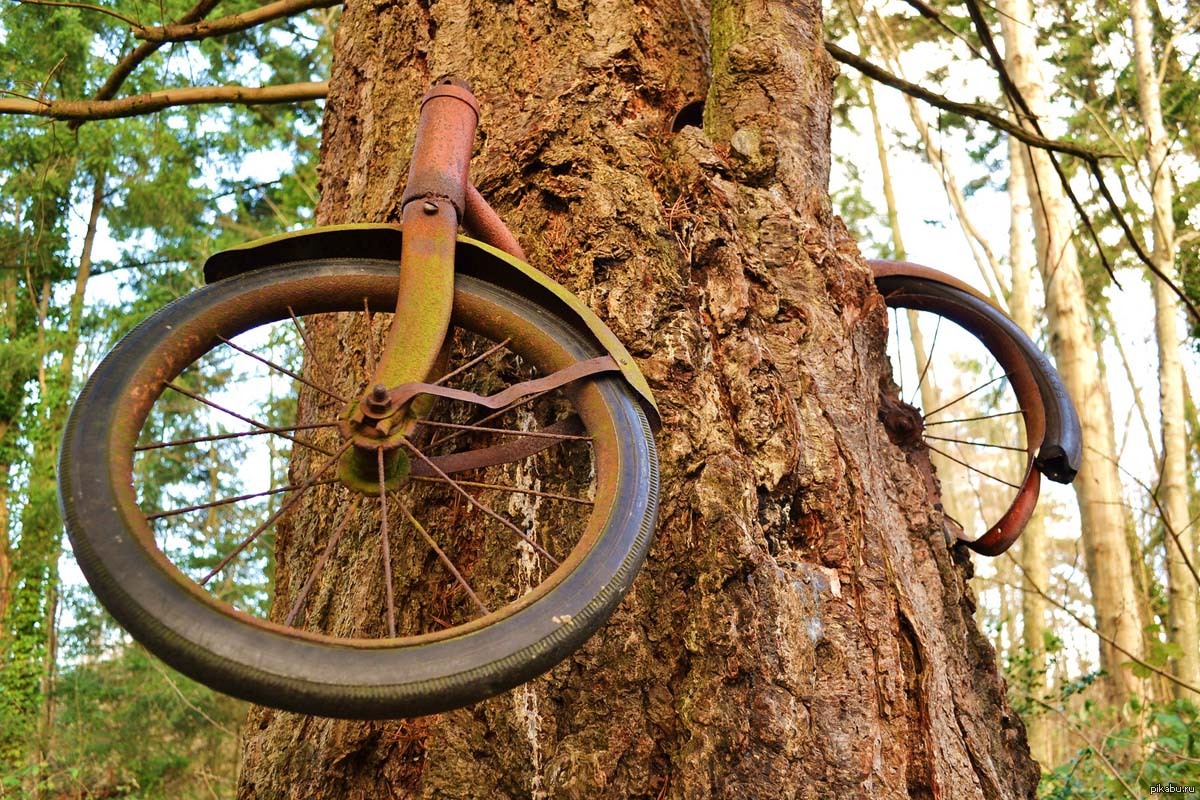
[871, 260, 1081, 555]
[59, 259, 659, 718]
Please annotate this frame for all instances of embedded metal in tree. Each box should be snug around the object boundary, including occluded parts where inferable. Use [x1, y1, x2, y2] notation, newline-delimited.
[57, 79, 661, 719]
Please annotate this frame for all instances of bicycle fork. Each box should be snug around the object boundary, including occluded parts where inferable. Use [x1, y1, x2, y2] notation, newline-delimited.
[339, 79, 480, 493]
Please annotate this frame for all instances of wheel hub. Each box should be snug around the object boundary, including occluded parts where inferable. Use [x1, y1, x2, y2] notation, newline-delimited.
[338, 384, 415, 496]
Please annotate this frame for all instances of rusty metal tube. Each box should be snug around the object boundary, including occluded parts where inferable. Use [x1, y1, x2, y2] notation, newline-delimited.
[464, 183, 527, 262]
[400, 79, 480, 219]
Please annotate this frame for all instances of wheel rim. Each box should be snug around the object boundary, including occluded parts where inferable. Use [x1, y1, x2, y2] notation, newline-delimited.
[112, 267, 625, 647]
[881, 301, 1041, 554]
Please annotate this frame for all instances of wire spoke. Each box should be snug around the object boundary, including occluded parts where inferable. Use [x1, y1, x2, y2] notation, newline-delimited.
[145, 477, 340, 520]
[198, 439, 353, 586]
[924, 409, 1022, 427]
[431, 337, 512, 386]
[283, 498, 361, 628]
[363, 297, 377, 367]
[892, 308, 905, 398]
[287, 306, 335, 389]
[136, 422, 337, 451]
[416, 419, 591, 441]
[394, 494, 490, 617]
[410, 475, 594, 505]
[377, 447, 397, 638]
[922, 372, 1010, 421]
[910, 314, 942, 407]
[217, 334, 348, 403]
[923, 433, 1029, 453]
[164, 381, 336, 458]
[401, 436, 561, 567]
[921, 434, 1027, 453]
[925, 442, 1022, 490]
[427, 388, 555, 450]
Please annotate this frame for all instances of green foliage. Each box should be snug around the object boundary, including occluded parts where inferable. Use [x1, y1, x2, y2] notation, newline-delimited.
[1038, 698, 1200, 800]
[1, 641, 248, 799]
[0, 0, 328, 787]
[830, 155, 894, 257]
[1006, 639, 1200, 799]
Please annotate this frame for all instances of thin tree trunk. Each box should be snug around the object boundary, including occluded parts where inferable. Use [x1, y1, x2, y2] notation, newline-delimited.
[0, 265, 13, 627]
[902, 102, 1007, 305]
[238, 2, 1040, 797]
[1106, 308, 1160, 467]
[1130, 0, 1199, 702]
[1007, 136, 1051, 767]
[860, 56, 964, 553]
[0, 452, 10, 627]
[998, 0, 1146, 706]
[38, 174, 104, 765]
[2, 172, 104, 776]
[867, 15, 1008, 308]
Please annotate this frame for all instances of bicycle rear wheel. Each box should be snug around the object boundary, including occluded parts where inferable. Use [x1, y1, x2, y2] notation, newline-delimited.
[60, 260, 658, 718]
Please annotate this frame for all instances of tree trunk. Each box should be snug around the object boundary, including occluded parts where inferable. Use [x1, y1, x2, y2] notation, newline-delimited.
[866, 16, 1006, 307]
[0, 170, 100, 775]
[238, 1, 1039, 796]
[0, 446, 10, 627]
[1007, 135, 1050, 767]
[998, 0, 1146, 707]
[1130, 0, 1200, 703]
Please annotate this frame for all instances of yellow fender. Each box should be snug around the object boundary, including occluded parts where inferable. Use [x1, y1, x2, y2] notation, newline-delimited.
[203, 224, 660, 430]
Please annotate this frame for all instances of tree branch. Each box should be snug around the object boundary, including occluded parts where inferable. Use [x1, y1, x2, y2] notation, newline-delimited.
[1000, 559, 1200, 696]
[828, 33, 1200, 329]
[135, 0, 342, 42]
[16, 0, 140, 28]
[959, 0, 1123, 289]
[958, 0, 1200, 329]
[0, 82, 328, 121]
[83, 0, 221, 115]
[824, 41, 1113, 161]
[1018, 691, 1138, 799]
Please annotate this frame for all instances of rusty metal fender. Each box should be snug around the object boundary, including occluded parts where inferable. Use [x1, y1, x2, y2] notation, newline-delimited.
[202, 224, 661, 430]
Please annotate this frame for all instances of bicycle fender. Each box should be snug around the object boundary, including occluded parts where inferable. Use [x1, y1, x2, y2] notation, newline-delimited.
[869, 259, 1082, 484]
[202, 224, 661, 431]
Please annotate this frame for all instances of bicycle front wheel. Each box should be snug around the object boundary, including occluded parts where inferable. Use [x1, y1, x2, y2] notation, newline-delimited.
[60, 260, 658, 718]
[872, 259, 1080, 556]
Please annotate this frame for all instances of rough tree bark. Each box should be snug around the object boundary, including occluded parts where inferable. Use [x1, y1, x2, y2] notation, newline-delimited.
[998, 0, 1146, 706]
[238, 1, 1040, 797]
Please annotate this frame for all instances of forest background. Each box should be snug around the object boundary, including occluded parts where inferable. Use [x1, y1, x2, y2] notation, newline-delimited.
[1, 0, 1199, 797]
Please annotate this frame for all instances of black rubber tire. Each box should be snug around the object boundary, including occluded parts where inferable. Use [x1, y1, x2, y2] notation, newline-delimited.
[59, 261, 659, 719]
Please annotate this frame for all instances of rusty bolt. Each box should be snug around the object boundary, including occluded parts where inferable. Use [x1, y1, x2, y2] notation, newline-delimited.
[371, 384, 389, 402]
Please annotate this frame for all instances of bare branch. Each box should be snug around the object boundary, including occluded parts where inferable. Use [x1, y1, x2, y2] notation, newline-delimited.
[136, 0, 342, 42]
[828, 29, 1200, 329]
[0, 82, 329, 121]
[998, 562, 1200, 696]
[823, 41, 1113, 161]
[959, 0, 1124, 290]
[1017, 691, 1138, 799]
[1085, 158, 1200, 323]
[16, 0, 140, 27]
[82, 0, 221, 119]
